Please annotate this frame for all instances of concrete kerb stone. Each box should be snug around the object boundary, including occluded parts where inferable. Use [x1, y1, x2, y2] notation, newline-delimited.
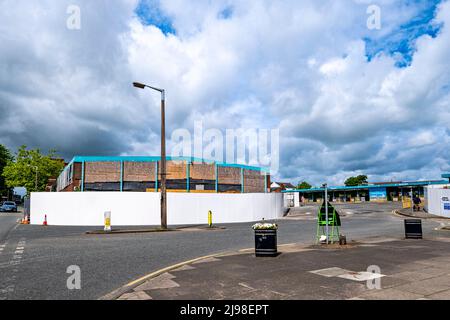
[86, 228, 179, 235]
[87, 225, 226, 235]
[393, 209, 449, 220]
[392, 210, 450, 232]
[99, 251, 235, 300]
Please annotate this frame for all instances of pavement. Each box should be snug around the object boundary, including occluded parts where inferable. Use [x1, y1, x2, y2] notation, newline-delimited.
[396, 207, 450, 220]
[114, 237, 450, 300]
[1, 202, 449, 300]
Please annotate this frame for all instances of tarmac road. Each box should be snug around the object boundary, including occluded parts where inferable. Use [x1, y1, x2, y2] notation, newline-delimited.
[0, 212, 21, 242]
[0, 202, 446, 300]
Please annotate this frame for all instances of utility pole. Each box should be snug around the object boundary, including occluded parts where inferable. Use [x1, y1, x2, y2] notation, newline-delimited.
[323, 183, 329, 244]
[160, 90, 167, 229]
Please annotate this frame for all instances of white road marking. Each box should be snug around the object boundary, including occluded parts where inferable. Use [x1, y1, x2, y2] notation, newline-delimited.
[309, 267, 351, 277]
[0, 238, 26, 299]
[338, 271, 385, 282]
[309, 267, 385, 282]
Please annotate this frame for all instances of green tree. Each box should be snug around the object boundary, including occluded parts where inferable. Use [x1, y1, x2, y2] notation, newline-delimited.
[297, 181, 312, 189]
[2, 146, 65, 193]
[0, 144, 13, 197]
[344, 175, 368, 187]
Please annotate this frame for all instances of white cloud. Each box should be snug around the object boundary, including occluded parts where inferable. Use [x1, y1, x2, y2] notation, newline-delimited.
[1, 0, 450, 187]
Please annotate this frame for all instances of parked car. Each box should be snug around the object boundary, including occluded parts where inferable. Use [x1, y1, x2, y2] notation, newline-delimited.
[0, 201, 18, 212]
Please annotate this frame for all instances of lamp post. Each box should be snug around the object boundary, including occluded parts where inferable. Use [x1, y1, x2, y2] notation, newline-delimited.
[34, 166, 38, 191]
[322, 183, 329, 244]
[25, 164, 39, 192]
[133, 82, 167, 230]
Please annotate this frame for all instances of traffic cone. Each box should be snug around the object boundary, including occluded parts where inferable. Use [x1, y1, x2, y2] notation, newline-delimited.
[43, 214, 48, 226]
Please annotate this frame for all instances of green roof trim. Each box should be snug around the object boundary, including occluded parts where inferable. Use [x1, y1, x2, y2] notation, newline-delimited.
[67, 156, 270, 173]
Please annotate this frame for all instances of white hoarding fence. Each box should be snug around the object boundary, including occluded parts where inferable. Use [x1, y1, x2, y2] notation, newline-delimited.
[425, 185, 450, 218]
[30, 192, 283, 226]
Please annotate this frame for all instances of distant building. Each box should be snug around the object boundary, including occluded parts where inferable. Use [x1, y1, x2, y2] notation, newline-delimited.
[56, 156, 270, 193]
[283, 179, 448, 206]
[442, 173, 450, 183]
[270, 182, 295, 193]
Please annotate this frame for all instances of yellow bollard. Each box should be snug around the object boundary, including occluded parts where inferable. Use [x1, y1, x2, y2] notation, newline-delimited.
[104, 211, 112, 232]
[208, 210, 213, 228]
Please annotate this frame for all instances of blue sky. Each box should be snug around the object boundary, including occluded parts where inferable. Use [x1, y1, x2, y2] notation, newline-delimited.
[1, 0, 450, 186]
[135, 0, 176, 35]
[136, 0, 444, 69]
[365, 0, 443, 67]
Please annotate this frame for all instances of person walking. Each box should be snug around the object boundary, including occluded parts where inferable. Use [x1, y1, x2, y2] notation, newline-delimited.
[413, 194, 422, 212]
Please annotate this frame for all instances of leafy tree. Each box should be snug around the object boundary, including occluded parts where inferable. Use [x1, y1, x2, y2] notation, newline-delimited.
[0, 144, 13, 197]
[344, 175, 368, 187]
[2, 146, 65, 193]
[297, 181, 312, 189]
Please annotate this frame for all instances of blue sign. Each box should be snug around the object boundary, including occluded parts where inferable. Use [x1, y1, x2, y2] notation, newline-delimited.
[369, 187, 387, 200]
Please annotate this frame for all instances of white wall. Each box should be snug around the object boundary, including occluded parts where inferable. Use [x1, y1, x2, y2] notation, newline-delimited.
[30, 192, 283, 226]
[425, 186, 450, 218]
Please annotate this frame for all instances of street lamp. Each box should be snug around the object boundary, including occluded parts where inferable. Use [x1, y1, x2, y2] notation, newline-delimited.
[133, 82, 167, 230]
[34, 166, 38, 191]
[25, 164, 39, 192]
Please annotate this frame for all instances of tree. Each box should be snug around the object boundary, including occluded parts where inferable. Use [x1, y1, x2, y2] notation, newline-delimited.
[297, 181, 312, 189]
[0, 144, 13, 197]
[2, 146, 65, 194]
[344, 175, 368, 187]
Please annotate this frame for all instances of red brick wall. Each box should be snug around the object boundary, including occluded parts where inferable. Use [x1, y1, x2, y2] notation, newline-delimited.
[60, 160, 270, 193]
[85, 162, 120, 183]
[189, 162, 215, 180]
[217, 166, 241, 185]
[123, 162, 156, 182]
[243, 169, 265, 193]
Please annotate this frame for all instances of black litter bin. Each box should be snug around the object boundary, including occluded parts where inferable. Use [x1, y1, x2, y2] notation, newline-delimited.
[255, 229, 277, 257]
[404, 219, 423, 239]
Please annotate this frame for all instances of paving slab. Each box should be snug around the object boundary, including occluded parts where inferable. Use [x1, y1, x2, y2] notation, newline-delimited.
[355, 288, 425, 300]
[118, 291, 153, 300]
[395, 276, 450, 296]
[133, 272, 179, 291]
[390, 269, 446, 282]
[427, 289, 450, 300]
[117, 238, 450, 300]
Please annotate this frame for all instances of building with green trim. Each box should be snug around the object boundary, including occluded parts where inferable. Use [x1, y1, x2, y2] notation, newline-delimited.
[282, 179, 448, 204]
[57, 156, 270, 194]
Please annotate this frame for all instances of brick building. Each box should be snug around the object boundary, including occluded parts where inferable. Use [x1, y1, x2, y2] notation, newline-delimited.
[57, 156, 270, 193]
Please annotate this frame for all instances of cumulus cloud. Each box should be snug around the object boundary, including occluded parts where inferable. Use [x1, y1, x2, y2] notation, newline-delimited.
[1, 0, 450, 186]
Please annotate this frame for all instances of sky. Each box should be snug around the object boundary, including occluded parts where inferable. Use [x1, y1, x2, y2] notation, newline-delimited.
[1, 0, 450, 187]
